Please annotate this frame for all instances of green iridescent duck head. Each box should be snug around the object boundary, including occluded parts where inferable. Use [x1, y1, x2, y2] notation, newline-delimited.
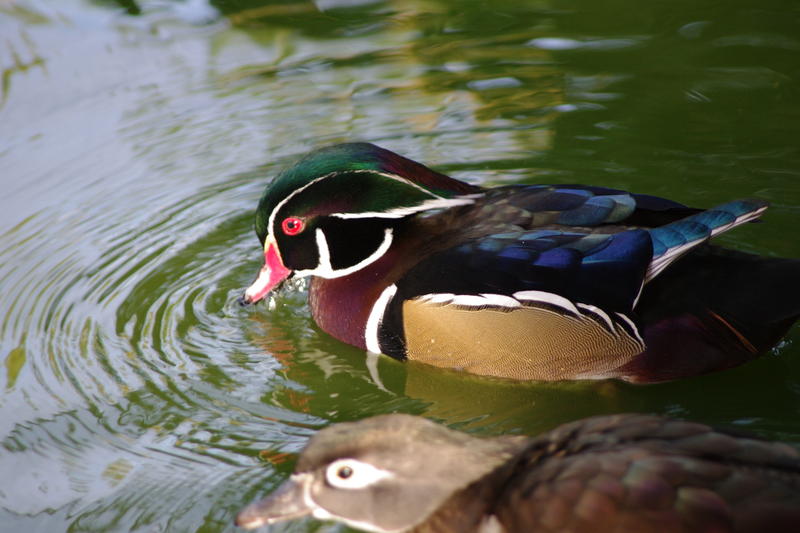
[241, 143, 479, 304]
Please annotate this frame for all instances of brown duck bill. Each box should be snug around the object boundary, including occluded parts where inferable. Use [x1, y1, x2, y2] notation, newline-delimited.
[240, 236, 292, 305]
[235, 474, 313, 529]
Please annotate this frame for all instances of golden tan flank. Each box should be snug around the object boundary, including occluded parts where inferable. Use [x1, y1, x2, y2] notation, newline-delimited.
[403, 300, 644, 380]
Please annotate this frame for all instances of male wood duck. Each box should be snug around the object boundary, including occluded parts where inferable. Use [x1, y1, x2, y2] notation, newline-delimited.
[236, 413, 800, 532]
[240, 143, 799, 382]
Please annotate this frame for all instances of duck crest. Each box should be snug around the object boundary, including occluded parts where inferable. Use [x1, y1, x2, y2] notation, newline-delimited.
[255, 143, 478, 243]
[291, 142, 479, 196]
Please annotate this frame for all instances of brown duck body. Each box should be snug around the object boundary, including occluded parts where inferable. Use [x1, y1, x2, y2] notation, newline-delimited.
[472, 416, 800, 533]
[236, 414, 800, 533]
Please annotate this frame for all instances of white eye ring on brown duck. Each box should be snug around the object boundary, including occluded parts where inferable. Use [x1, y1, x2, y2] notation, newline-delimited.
[324, 458, 395, 490]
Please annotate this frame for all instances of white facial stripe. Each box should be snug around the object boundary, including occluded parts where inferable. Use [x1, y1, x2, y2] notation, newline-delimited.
[267, 169, 443, 235]
[330, 196, 479, 219]
[365, 284, 398, 353]
[267, 173, 333, 244]
[295, 227, 394, 279]
[317, 228, 332, 273]
[293, 229, 332, 278]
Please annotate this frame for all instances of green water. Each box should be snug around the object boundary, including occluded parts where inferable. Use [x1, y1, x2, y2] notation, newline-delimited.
[1, 1, 799, 531]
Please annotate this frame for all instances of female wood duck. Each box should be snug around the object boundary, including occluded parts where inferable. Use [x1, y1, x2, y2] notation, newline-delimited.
[235, 413, 800, 532]
[240, 143, 799, 382]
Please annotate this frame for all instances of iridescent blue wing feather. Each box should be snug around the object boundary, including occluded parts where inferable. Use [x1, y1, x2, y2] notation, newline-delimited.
[494, 184, 700, 228]
[396, 227, 652, 314]
[398, 196, 768, 315]
[647, 199, 768, 279]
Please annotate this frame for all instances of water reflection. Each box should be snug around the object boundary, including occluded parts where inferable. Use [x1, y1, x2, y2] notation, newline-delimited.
[0, 0, 798, 531]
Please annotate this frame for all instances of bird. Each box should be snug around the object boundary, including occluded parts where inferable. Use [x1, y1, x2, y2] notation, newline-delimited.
[235, 413, 800, 533]
[239, 142, 799, 383]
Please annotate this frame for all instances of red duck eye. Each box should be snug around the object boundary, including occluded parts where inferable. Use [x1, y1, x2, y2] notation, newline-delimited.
[281, 217, 305, 236]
